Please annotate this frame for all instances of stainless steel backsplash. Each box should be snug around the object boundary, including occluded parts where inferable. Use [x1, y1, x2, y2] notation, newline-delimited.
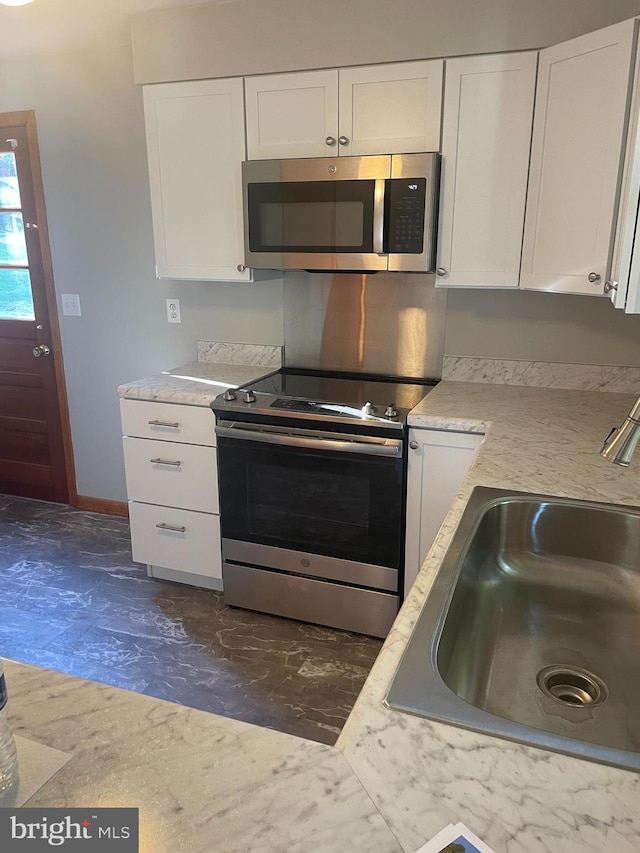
[283, 271, 447, 379]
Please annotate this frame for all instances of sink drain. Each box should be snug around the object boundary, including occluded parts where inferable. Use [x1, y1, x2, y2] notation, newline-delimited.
[537, 665, 608, 708]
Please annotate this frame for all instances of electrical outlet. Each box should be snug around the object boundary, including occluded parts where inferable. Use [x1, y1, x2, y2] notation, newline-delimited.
[61, 293, 81, 317]
[166, 298, 181, 323]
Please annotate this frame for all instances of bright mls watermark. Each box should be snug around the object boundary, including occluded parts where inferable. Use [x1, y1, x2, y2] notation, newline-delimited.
[0, 809, 138, 851]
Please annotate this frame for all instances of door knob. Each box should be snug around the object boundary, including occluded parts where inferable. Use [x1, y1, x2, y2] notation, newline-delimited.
[32, 344, 50, 358]
[325, 136, 337, 146]
[588, 272, 601, 283]
[338, 136, 349, 146]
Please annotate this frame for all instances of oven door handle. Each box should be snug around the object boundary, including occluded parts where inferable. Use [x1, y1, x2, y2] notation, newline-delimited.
[215, 424, 402, 457]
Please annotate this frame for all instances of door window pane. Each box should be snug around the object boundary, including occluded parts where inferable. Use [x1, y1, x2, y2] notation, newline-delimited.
[0, 212, 28, 265]
[0, 153, 21, 208]
[0, 268, 35, 320]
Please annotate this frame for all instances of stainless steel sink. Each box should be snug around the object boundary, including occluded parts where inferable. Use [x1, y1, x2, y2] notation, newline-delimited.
[386, 487, 640, 771]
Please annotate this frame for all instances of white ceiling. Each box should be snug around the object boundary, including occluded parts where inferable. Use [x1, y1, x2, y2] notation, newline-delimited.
[0, 0, 227, 61]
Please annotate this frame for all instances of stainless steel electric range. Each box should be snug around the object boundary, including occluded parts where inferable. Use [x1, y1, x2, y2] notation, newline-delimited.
[211, 368, 437, 638]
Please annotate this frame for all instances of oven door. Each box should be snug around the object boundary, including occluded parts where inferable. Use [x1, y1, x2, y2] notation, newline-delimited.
[216, 421, 404, 579]
[242, 155, 390, 271]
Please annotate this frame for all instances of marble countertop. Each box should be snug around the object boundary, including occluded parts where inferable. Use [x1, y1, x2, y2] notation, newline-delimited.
[8, 381, 640, 852]
[117, 361, 274, 405]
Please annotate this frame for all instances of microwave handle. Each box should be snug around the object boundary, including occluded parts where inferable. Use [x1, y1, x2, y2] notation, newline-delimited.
[373, 179, 386, 255]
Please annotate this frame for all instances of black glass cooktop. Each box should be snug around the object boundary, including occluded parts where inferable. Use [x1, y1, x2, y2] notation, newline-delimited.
[244, 368, 438, 412]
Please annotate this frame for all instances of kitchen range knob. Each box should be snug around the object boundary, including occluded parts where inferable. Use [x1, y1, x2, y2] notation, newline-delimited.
[588, 272, 601, 283]
[409, 440, 419, 450]
[32, 344, 50, 358]
[362, 401, 376, 416]
[436, 267, 447, 277]
[385, 404, 399, 418]
[243, 390, 256, 404]
[325, 136, 337, 146]
[338, 136, 349, 146]
[223, 389, 237, 402]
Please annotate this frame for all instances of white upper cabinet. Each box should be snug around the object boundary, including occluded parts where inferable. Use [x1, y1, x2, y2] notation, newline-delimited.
[143, 78, 251, 281]
[520, 19, 638, 296]
[338, 61, 443, 156]
[245, 60, 443, 160]
[244, 70, 339, 159]
[609, 36, 640, 314]
[436, 52, 537, 288]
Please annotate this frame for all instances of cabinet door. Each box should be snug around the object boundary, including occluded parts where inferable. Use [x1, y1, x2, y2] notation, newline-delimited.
[520, 19, 637, 295]
[338, 60, 443, 156]
[245, 70, 339, 159]
[437, 53, 537, 288]
[404, 429, 483, 598]
[120, 399, 216, 446]
[143, 78, 251, 281]
[129, 501, 222, 583]
[122, 437, 218, 513]
[610, 40, 640, 313]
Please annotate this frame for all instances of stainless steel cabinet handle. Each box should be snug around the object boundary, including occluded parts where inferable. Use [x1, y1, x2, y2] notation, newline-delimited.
[436, 268, 447, 277]
[604, 280, 618, 293]
[155, 522, 186, 533]
[32, 344, 50, 358]
[588, 272, 601, 283]
[237, 263, 246, 272]
[338, 135, 349, 146]
[148, 420, 179, 429]
[325, 136, 337, 146]
[409, 440, 419, 450]
[150, 458, 181, 467]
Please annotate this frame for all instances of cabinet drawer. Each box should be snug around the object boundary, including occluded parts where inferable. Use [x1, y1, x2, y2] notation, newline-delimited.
[120, 399, 216, 446]
[129, 502, 222, 580]
[122, 437, 218, 512]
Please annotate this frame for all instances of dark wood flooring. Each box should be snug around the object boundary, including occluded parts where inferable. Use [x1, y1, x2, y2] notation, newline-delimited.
[0, 494, 382, 745]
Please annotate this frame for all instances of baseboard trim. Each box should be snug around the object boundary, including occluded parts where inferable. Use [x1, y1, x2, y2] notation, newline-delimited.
[75, 496, 129, 517]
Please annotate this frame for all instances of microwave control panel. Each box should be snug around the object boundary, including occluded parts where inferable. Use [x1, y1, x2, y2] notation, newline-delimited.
[385, 178, 427, 254]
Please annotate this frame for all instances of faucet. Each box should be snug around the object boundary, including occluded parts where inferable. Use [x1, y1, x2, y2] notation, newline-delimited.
[601, 396, 640, 466]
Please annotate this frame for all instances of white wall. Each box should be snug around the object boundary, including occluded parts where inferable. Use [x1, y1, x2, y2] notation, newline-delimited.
[0, 43, 283, 502]
[131, 0, 640, 84]
[444, 288, 640, 365]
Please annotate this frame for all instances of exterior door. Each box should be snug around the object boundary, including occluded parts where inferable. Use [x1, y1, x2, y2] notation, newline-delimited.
[0, 112, 73, 503]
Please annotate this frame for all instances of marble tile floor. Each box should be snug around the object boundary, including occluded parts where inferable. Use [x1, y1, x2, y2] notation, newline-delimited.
[0, 494, 382, 745]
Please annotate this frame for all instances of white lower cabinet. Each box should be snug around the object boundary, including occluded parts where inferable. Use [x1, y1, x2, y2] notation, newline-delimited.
[404, 428, 484, 598]
[120, 399, 223, 591]
[129, 503, 222, 587]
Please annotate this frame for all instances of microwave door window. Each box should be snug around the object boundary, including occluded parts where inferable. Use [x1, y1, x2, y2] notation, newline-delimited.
[259, 201, 364, 249]
[248, 180, 375, 254]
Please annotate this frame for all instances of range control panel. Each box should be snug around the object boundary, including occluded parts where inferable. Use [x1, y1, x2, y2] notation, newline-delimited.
[385, 177, 426, 254]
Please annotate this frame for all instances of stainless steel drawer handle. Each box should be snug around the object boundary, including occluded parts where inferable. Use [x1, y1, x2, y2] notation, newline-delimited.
[150, 458, 182, 467]
[155, 522, 186, 533]
[148, 419, 180, 428]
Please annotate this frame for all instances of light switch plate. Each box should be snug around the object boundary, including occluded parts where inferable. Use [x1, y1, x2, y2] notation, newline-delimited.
[61, 293, 81, 316]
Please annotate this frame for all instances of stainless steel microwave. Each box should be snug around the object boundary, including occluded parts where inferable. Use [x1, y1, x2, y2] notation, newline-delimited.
[242, 153, 439, 272]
